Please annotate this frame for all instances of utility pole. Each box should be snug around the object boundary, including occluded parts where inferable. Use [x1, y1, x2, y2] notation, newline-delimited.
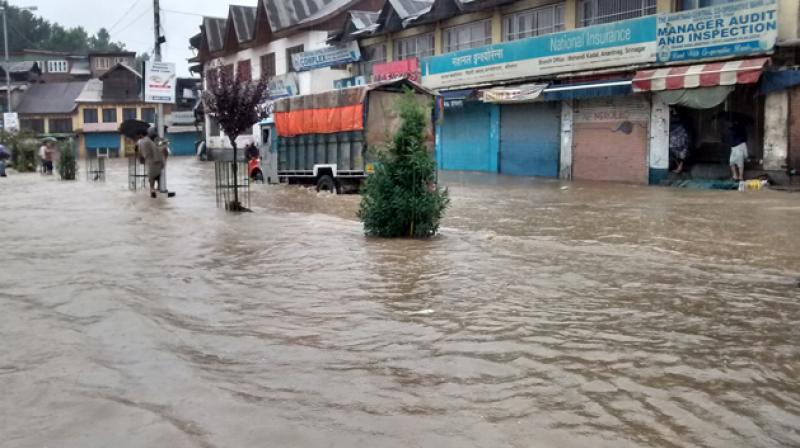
[153, 0, 168, 193]
[3, 8, 9, 114]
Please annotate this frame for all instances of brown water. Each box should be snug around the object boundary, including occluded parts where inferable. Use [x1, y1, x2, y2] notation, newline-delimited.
[1, 159, 799, 448]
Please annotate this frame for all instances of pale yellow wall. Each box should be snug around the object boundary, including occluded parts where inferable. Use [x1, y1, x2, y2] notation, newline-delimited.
[563, 0, 577, 29]
[491, 10, 503, 44]
[656, 0, 672, 13]
[778, 0, 799, 41]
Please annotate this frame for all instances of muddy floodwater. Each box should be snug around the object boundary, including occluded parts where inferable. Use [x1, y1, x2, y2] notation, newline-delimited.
[1, 158, 799, 448]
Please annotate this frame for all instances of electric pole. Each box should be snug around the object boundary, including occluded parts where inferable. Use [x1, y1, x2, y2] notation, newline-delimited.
[153, 0, 168, 193]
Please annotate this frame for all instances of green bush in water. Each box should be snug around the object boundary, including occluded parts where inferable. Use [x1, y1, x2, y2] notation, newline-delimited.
[58, 140, 77, 180]
[1, 130, 37, 172]
[358, 90, 449, 238]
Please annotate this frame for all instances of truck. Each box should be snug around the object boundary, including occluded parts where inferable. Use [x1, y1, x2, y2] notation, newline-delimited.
[257, 78, 435, 193]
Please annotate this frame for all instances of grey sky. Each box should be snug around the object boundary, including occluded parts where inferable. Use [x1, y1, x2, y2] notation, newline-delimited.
[13, 0, 258, 76]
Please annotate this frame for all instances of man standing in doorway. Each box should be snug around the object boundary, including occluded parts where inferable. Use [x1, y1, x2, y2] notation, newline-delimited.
[729, 121, 748, 182]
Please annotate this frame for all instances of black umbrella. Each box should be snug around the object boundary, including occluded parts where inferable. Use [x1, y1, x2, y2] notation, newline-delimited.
[0, 144, 9, 160]
[119, 119, 151, 140]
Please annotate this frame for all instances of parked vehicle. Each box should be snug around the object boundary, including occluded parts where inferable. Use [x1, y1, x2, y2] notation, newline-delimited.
[258, 79, 435, 193]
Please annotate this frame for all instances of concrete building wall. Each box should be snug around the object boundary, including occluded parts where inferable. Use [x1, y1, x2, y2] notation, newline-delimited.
[789, 87, 800, 173]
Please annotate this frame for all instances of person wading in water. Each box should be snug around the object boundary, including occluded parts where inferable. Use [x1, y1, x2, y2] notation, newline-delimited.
[137, 127, 165, 198]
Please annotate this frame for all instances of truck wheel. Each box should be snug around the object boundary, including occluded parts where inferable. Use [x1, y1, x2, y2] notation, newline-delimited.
[316, 174, 338, 194]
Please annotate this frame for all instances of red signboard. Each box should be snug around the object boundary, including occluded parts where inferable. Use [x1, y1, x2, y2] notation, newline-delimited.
[373, 58, 420, 82]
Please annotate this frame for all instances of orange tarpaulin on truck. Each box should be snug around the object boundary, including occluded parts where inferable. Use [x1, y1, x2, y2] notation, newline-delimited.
[275, 103, 364, 137]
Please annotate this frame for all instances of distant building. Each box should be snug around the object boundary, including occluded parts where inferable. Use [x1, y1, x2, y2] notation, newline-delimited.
[75, 63, 170, 158]
[88, 51, 136, 78]
[7, 50, 90, 83]
[16, 81, 85, 138]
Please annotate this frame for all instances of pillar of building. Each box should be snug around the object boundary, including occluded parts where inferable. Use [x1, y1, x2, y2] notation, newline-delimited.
[649, 94, 669, 184]
[763, 90, 789, 172]
[434, 24, 443, 56]
[564, 0, 577, 29]
[656, 0, 672, 13]
[560, 100, 573, 180]
[491, 9, 503, 44]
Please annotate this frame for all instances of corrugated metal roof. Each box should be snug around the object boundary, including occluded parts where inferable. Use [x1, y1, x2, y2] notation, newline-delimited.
[70, 60, 90, 75]
[204, 17, 228, 52]
[230, 5, 257, 43]
[262, 0, 355, 32]
[388, 0, 434, 20]
[349, 10, 379, 30]
[75, 79, 104, 103]
[0, 61, 40, 74]
[17, 81, 87, 114]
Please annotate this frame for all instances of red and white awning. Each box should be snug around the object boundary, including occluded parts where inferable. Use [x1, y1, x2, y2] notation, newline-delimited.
[632, 58, 769, 92]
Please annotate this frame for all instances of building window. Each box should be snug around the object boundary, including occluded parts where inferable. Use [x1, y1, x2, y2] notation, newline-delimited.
[208, 116, 221, 137]
[123, 108, 137, 121]
[286, 45, 305, 72]
[678, 0, 736, 9]
[142, 107, 156, 124]
[21, 118, 44, 133]
[47, 60, 69, 73]
[221, 64, 234, 82]
[206, 69, 218, 90]
[394, 33, 435, 61]
[95, 57, 110, 70]
[504, 4, 566, 41]
[102, 108, 117, 123]
[237, 59, 252, 82]
[358, 44, 386, 79]
[260, 53, 276, 79]
[49, 118, 73, 133]
[578, 0, 656, 26]
[83, 108, 98, 123]
[443, 20, 492, 53]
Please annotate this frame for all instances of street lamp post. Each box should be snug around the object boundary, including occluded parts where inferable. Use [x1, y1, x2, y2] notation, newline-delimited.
[0, 5, 37, 114]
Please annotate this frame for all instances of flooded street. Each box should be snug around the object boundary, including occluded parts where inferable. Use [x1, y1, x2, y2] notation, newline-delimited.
[1, 158, 799, 448]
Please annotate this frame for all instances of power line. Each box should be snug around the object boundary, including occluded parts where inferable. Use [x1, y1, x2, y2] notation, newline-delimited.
[161, 8, 207, 18]
[109, 0, 145, 34]
[114, 5, 153, 36]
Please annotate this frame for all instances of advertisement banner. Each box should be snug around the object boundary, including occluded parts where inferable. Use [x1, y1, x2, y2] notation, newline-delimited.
[422, 16, 657, 89]
[293, 41, 361, 72]
[480, 84, 547, 103]
[657, 0, 778, 63]
[373, 58, 420, 82]
[268, 73, 299, 99]
[2, 113, 19, 132]
[144, 62, 177, 104]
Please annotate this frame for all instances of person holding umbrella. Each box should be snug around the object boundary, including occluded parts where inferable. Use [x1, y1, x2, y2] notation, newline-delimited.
[0, 144, 10, 177]
[138, 127, 166, 198]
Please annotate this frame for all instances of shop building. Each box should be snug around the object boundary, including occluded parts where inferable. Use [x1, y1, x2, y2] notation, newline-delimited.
[339, 0, 800, 185]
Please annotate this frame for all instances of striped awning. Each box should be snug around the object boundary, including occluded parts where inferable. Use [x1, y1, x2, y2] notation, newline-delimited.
[632, 58, 769, 92]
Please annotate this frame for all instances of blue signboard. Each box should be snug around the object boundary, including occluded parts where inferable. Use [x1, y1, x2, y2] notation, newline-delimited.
[657, 0, 778, 62]
[422, 16, 657, 89]
[292, 42, 362, 72]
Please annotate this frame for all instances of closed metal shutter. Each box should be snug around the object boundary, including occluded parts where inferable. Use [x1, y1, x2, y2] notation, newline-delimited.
[500, 102, 560, 177]
[440, 102, 494, 172]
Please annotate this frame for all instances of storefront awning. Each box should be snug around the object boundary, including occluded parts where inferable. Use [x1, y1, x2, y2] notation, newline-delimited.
[479, 84, 547, 103]
[632, 57, 769, 92]
[542, 79, 632, 101]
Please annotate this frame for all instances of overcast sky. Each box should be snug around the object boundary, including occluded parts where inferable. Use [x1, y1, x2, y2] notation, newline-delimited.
[16, 0, 258, 76]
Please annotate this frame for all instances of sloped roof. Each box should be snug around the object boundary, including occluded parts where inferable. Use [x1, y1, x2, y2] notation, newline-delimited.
[349, 10, 379, 31]
[70, 60, 90, 75]
[261, 0, 355, 32]
[16, 81, 87, 114]
[389, 0, 435, 19]
[204, 16, 228, 52]
[75, 79, 103, 103]
[0, 61, 40, 74]
[99, 63, 142, 80]
[230, 5, 258, 43]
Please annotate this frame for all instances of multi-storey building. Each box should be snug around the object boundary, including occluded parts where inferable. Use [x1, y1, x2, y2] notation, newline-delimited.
[336, 0, 800, 185]
[190, 0, 384, 158]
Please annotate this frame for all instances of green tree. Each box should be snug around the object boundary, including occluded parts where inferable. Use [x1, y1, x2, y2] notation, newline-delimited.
[358, 91, 449, 238]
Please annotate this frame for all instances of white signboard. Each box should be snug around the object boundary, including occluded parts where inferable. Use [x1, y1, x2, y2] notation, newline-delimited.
[3, 112, 19, 132]
[144, 62, 177, 104]
[292, 41, 361, 72]
[657, 0, 778, 63]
